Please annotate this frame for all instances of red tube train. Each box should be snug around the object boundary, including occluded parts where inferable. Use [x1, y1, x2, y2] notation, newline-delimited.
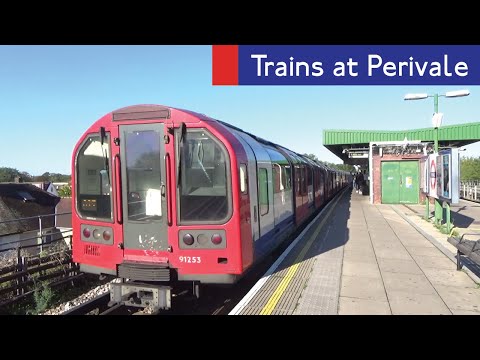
[72, 104, 351, 310]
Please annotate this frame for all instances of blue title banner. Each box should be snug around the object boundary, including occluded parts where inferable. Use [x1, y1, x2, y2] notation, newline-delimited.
[233, 45, 480, 85]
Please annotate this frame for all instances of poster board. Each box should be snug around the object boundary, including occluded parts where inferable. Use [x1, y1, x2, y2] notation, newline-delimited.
[428, 154, 438, 199]
[420, 156, 428, 194]
[437, 148, 460, 204]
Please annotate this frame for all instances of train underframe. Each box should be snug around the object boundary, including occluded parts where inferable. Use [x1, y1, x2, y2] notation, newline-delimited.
[85, 261, 238, 311]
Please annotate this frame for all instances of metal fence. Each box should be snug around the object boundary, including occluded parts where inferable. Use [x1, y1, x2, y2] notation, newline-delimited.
[460, 181, 480, 202]
[0, 212, 72, 253]
[0, 242, 80, 306]
[0, 212, 77, 307]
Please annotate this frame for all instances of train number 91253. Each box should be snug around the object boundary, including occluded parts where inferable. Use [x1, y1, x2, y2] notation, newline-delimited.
[179, 256, 202, 264]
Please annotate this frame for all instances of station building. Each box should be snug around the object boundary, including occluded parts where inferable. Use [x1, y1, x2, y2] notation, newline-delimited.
[323, 122, 480, 204]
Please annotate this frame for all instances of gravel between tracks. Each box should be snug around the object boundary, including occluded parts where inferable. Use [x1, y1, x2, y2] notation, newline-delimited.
[41, 279, 121, 315]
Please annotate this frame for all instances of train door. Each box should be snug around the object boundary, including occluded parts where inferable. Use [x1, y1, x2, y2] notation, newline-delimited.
[235, 135, 260, 242]
[119, 123, 169, 253]
[257, 162, 275, 238]
[247, 162, 259, 242]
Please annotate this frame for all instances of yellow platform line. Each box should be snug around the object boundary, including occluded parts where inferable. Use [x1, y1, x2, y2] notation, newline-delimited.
[259, 190, 345, 315]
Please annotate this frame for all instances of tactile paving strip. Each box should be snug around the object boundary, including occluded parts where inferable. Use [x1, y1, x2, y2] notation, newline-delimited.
[238, 190, 350, 315]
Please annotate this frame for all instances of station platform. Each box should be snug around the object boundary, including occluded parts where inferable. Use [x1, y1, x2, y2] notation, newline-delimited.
[404, 199, 480, 238]
[229, 187, 480, 315]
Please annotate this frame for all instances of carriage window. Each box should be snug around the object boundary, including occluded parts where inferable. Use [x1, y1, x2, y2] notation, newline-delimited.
[283, 165, 291, 190]
[76, 134, 112, 221]
[272, 164, 281, 193]
[178, 129, 231, 223]
[295, 165, 301, 193]
[301, 166, 307, 195]
[258, 168, 269, 216]
[240, 164, 248, 194]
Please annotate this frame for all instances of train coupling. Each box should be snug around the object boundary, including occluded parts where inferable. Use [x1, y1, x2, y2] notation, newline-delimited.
[109, 282, 172, 310]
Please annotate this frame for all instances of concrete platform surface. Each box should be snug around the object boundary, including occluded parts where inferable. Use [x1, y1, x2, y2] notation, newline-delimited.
[230, 187, 480, 315]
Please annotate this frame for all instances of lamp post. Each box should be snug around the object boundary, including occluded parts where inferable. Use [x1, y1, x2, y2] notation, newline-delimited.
[404, 89, 470, 226]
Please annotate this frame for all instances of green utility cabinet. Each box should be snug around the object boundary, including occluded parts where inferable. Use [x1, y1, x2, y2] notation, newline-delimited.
[381, 161, 419, 204]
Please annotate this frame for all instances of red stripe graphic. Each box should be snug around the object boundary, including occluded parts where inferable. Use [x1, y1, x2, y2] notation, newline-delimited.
[212, 45, 239, 85]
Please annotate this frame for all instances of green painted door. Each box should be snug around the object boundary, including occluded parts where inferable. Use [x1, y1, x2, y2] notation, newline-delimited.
[381, 162, 400, 204]
[381, 161, 419, 204]
[399, 161, 419, 204]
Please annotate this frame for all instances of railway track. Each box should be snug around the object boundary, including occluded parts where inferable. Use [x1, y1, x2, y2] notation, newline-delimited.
[2, 225, 310, 316]
[59, 252, 277, 316]
[62, 291, 161, 315]
[60, 200, 332, 316]
[63, 292, 112, 315]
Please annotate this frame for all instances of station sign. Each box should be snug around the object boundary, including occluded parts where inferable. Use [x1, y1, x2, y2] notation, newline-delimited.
[348, 152, 369, 159]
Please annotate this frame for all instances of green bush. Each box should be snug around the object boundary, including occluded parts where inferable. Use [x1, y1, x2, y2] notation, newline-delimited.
[30, 282, 54, 315]
[57, 185, 72, 198]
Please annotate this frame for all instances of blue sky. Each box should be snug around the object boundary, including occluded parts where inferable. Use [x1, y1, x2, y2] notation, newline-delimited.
[0, 45, 479, 175]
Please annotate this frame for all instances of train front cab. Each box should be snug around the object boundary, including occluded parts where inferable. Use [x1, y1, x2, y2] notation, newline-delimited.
[72, 105, 253, 309]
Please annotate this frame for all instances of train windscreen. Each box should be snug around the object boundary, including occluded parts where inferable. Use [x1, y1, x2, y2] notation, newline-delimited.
[76, 134, 112, 221]
[177, 129, 231, 223]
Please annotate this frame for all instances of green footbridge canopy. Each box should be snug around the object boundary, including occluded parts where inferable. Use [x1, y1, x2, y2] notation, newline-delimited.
[323, 122, 480, 165]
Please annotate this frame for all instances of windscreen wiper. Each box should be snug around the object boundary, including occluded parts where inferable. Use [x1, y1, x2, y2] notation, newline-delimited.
[197, 142, 212, 184]
[100, 127, 110, 183]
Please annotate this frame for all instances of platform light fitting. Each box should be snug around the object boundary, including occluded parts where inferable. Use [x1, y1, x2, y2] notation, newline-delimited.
[445, 89, 470, 98]
[404, 93, 428, 100]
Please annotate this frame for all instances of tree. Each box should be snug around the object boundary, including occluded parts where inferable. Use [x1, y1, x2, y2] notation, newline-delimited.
[461, 156, 480, 181]
[33, 172, 71, 183]
[0, 167, 71, 184]
[19, 171, 34, 182]
[0, 167, 22, 182]
[333, 163, 355, 172]
[34, 172, 51, 182]
[49, 173, 71, 182]
[300, 155, 355, 172]
[302, 153, 319, 162]
[57, 185, 72, 197]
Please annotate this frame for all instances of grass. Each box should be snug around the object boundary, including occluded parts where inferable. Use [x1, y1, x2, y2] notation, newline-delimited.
[420, 215, 459, 237]
[1, 275, 110, 315]
[3, 280, 56, 315]
[29, 281, 54, 315]
[432, 222, 460, 237]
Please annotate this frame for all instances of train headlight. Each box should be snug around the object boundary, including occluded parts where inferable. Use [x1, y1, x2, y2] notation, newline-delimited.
[103, 230, 112, 241]
[83, 228, 91, 238]
[197, 234, 208, 245]
[211, 234, 223, 245]
[81, 225, 113, 244]
[183, 233, 194, 246]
